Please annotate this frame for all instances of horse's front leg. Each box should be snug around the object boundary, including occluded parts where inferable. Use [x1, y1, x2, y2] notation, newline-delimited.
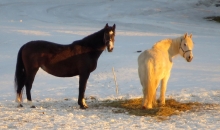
[160, 73, 170, 106]
[78, 73, 90, 109]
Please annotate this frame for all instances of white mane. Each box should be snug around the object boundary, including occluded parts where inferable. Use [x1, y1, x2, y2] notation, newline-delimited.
[152, 36, 183, 58]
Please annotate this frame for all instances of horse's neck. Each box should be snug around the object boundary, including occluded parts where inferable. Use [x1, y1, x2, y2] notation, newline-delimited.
[83, 29, 106, 51]
[153, 37, 181, 58]
[69, 29, 106, 56]
[169, 37, 182, 58]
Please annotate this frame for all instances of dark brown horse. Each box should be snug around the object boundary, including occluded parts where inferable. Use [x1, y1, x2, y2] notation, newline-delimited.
[14, 23, 116, 109]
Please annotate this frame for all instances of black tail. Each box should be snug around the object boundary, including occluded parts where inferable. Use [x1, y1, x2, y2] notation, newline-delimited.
[14, 45, 26, 97]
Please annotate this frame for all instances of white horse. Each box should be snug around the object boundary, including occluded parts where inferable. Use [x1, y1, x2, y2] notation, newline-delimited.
[138, 33, 194, 109]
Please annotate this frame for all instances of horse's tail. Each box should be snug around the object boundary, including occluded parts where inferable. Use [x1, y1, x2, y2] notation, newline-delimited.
[14, 45, 26, 101]
[144, 59, 158, 108]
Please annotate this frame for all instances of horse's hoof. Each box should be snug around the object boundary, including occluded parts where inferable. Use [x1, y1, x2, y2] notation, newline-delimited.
[80, 105, 88, 109]
[30, 105, 36, 108]
[142, 106, 153, 109]
[159, 104, 165, 107]
[17, 104, 23, 108]
[142, 106, 146, 109]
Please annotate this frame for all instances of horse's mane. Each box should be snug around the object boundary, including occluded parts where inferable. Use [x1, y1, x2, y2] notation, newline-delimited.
[70, 28, 105, 50]
[152, 36, 182, 50]
[82, 28, 104, 41]
[152, 39, 172, 50]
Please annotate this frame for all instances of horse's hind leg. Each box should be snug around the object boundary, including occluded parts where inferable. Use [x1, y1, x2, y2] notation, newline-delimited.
[138, 66, 148, 109]
[152, 87, 158, 107]
[25, 68, 38, 108]
[160, 73, 170, 106]
[142, 85, 148, 109]
[146, 79, 160, 109]
[16, 80, 25, 107]
[16, 92, 23, 107]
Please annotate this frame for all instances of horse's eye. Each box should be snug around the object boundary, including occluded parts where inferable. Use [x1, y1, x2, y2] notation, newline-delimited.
[184, 43, 186, 46]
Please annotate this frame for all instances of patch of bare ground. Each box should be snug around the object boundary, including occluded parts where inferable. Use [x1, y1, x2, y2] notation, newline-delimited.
[205, 16, 220, 23]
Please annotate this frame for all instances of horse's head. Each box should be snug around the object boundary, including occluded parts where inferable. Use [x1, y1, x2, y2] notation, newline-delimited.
[104, 23, 116, 52]
[179, 33, 194, 62]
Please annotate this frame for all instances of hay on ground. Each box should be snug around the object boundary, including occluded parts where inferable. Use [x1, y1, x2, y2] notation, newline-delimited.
[101, 98, 203, 117]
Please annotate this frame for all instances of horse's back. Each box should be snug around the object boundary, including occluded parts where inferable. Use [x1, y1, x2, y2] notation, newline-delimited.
[22, 40, 67, 53]
[20, 41, 71, 75]
[21, 40, 69, 64]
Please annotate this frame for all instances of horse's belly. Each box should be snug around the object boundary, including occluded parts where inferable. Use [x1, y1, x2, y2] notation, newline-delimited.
[41, 64, 78, 77]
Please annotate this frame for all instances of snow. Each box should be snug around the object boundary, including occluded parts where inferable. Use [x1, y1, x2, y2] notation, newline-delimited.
[0, 0, 220, 129]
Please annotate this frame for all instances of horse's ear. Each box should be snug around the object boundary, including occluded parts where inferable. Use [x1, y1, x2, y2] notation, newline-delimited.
[184, 33, 188, 39]
[105, 23, 109, 28]
[113, 24, 116, 30]
[189, 33, 192, 38]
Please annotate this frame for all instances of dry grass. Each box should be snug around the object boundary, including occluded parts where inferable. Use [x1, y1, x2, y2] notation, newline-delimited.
[101, 98, 203, 117]
[205, 16, 220, 23]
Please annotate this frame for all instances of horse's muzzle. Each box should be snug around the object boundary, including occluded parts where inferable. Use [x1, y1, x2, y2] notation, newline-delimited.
[108, 47, 113, 52]
[187, 56, 193, 62]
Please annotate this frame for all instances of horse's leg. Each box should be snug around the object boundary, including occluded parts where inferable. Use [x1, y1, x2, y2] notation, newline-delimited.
[16, 76, 26, 107]
[152, 86, 158, 107]
[139, 66, 148, 109]
[78, 72, 90, 109]
[16, 91, 24, 107]
[160, 73, 170, 106]
[25, 68, 38, 108]
[142, 83, 148, 109]
[147, 79, 160, 109]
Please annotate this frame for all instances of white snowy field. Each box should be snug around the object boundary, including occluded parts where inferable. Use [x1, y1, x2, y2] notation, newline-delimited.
[0, 0, 220, 129]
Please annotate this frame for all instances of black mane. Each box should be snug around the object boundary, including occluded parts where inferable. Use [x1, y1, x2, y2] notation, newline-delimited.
[72, 28, 105, 49]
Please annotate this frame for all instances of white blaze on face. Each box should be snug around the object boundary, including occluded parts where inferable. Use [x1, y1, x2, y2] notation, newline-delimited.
[108, 31, 114, 49]
[109, 41, 114, 49]
[109, 31, 113, 35]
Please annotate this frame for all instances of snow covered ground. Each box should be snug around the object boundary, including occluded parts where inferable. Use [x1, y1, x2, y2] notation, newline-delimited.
[0, 0, 220, 129]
